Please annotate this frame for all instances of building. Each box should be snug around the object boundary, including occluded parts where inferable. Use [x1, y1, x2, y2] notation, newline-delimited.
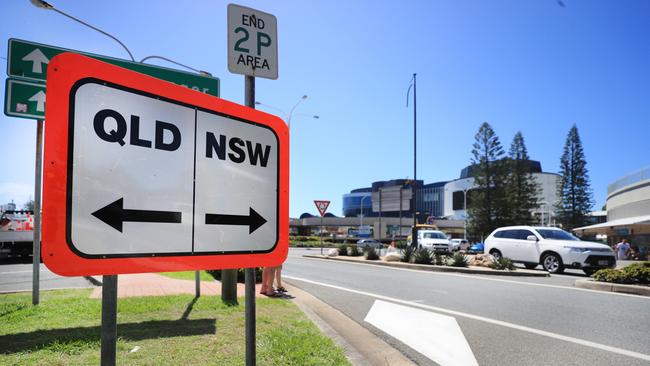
[443, 161, 561, 225]
[574, 167, 650, 258]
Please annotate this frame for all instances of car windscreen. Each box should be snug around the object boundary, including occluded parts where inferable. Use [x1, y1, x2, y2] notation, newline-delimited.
[536, 229, 579, 241]
[422, 232, 446, 239]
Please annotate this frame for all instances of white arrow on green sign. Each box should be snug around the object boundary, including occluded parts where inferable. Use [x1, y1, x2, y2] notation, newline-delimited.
[4, 78, 47, 119]
[7, 38, 220, 96]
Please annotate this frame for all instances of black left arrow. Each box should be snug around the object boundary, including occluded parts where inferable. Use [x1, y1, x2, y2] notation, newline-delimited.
[91, 198, 182, 233]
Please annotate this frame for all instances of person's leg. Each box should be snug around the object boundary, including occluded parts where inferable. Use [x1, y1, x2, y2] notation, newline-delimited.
[260, 267, 268, 294]
[274, 265, 285, 291]
[262, 267, 276, 295]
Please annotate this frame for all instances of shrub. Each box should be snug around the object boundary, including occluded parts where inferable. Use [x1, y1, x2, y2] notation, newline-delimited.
[206, 268, 263, 283]
[593, 268, 633, 284]
[621, 262, 650, 284]
[338, 244, 349, 256]
[347, 245, 361, 256]
[413, 248, 433, 264]
[364, 247, 380, 260]
[400, 246, 415, 263]
[489, 257, 515, 270]
[450, 252, 469, 267]
[434, 252, 448, 266]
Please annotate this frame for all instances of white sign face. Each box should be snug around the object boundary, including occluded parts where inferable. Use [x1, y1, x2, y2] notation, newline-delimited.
[69, 81, 278, 257]
[227, 4, 278, 79]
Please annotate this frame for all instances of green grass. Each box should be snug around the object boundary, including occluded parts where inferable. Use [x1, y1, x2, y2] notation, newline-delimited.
[158, 270, 214, 281]
[0, 290, 350, 365]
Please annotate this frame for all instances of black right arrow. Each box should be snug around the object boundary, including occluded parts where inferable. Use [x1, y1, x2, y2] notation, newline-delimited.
[92, 198, 182, 233]
[205, 207, 267, 234]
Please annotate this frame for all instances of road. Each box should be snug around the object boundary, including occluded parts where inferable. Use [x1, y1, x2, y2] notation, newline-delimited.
[0, 257, 95, 293]
[284, 248, 650, 366]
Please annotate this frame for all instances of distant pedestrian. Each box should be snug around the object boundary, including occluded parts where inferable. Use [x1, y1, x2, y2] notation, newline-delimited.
[615, 239, 631, 260]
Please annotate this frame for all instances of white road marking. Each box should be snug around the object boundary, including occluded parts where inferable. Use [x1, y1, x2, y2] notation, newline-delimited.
[297, 256, 650, 300]
[365, 300, 478, 366]
[285, 275, 650, 362]
[0, 270, 33, 274]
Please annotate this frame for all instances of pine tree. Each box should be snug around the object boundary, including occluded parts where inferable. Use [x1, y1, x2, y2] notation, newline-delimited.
[467, 122, 508, 237]
[504, 132, 539, 226]
[557, 124, 593, 229]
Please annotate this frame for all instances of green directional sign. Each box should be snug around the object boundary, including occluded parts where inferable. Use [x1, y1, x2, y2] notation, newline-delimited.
[4, 78, 47, 119]
[7, 38, 219, 96]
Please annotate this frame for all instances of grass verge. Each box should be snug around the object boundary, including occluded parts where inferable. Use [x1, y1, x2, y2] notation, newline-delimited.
[158, 270, 214, 281]
[0, 289, 350, 366]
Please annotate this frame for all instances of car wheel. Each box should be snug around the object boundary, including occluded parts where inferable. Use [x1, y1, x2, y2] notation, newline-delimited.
[542, 253, 564, 274]
[489, 249, 502, 260]
[524, 263, 537, 270]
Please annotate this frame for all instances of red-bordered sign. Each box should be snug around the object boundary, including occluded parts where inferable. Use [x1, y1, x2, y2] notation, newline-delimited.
[42, 53, 289, 276]
[314, 200, 330, 217]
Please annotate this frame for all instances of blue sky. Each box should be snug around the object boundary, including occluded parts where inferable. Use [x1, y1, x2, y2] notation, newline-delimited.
[1, 0, 649, 217]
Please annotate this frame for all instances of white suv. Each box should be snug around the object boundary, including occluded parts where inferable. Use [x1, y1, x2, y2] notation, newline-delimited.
[484, 226, 616, 275]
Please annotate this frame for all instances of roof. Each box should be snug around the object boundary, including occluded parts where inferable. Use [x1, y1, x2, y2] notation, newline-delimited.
[572, 214, 650, 232]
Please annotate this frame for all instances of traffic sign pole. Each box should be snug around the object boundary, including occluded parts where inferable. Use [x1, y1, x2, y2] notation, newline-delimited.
[32, 119, 43, 305]
[244, 74, 256, 366]
[101, 275, 118, 366]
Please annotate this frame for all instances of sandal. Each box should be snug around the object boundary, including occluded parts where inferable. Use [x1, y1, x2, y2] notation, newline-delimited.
[276, 286, 287, 293]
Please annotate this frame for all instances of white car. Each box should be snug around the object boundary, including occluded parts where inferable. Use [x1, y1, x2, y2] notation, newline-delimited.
[417, 230, 451, 253]
[450, 239, 469, 251]
[484, 226, 616, 275]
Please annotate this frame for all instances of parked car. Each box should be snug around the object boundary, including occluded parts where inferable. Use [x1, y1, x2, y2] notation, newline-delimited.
[467, 242, 484, 254]
[356, 239, 383, 249]
[416, 230, 452, 253]
[450, 239, 470, 251]
[484, 226, 616, 274]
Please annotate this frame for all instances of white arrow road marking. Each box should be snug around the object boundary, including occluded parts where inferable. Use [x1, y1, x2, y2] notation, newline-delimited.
[284, 275, 650, 362]
[28, 90, 46, 112]
[22, 48, 50, 74]
[365, 300, 478, 366]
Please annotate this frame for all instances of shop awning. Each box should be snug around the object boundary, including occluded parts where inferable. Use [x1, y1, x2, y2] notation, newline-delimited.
[573, 214, 650, 232]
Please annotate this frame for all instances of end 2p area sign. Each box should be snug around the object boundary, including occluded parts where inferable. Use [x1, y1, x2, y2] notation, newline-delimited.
[42, 53, 289, 276]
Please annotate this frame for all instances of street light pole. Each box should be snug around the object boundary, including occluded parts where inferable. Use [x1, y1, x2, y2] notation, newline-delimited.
[359, 195, 370, 232]
[255, 97, 318, 129]
[463, 188, 469, 240]
[407, 73, 418, 238]
[30, 0, 135, 61]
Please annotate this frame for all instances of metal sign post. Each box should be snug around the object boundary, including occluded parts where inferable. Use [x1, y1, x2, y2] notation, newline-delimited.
[101, 275, 118, 366]
[228, 5, 279, 365]
[32, 119, 43, 305]
[245, 75, 256, 365]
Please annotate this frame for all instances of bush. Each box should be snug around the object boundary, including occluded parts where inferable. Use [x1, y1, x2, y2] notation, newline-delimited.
[338, 244, 349, 256]
[364, 247, 380, 260]
[489, 257, 515, 270]
[450, 252, 469, 267]
[206, 268, 263, 283]
[621, 262, 650, 284]
[593, 268, 633, 284]
[347, 245, 361, 256]
[593, 262, 650, 284]
[434, 252, 448, 266]
[400, 246, 415, 263]
[413, 248, 433, 264]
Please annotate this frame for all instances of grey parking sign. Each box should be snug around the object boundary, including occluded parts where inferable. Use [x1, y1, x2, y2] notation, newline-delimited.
[227, 4, 278, 80]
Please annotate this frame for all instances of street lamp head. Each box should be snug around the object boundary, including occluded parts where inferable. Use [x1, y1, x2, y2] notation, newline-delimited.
[301, 95, 308, 100]
[30, 0, 53, 9]
[254, 101, 261, 105]
[313, 115, 320, 119]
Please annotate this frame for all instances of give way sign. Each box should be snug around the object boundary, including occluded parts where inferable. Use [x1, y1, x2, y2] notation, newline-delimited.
[42, 53, 289, 276]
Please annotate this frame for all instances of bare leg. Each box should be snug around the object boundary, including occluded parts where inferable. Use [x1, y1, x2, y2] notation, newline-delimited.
[262, 267, 276, 295]
[274, 265, 283, 290]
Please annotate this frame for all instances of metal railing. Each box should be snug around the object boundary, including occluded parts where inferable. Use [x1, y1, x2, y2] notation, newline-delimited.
[607, 166, 650, 195]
